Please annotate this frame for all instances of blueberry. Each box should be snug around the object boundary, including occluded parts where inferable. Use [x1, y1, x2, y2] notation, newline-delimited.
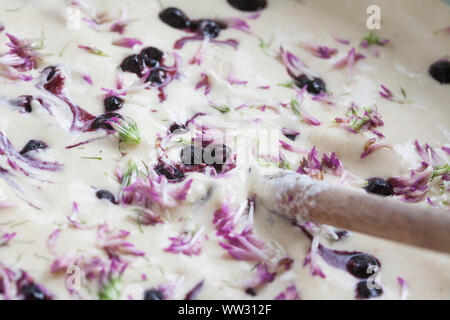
[181, 145, 204, 166]
[190, 19, 225, 38]
[365, 178, 393, 196]
[245, 287, 257, 296]
[46, 66, 57, 81]
[90, 113, 123, 130]
[283, 134, 297, 141]
[18, 95, 33, 113]
[169, 122, 187, 134]
[307, 77, 327, 95]
[429, 60, 450, 84]
[143, 289, 164, 300]
[294, 74, 310, 90]
[147, 68, 167, 85]
[43, 67, 65, 95]
[144, 59, 160, 69]
[346, 254, 379, 279]
[355, 280, 383, 299]
[120, 54, 144, 75]
[104, 96, 124, 112]
[96, 190, 116, 204]
[282, 128, 299, 141]
[227, 0, 267, 11]
[20, 140, 48, 155]
[141, 47, 164, 68]
[159, 7, 190, 29]
[335, 230, 349, 240]
[20, 284, 47, 300]
[155, 162, 185, 182]
[294, 75, 326, 95]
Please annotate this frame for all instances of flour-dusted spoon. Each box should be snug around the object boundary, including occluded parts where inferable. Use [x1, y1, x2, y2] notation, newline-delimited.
[251, 170, 450, 254]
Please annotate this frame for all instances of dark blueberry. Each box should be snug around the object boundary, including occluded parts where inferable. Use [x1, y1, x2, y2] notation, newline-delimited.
[141, 47, 163, 68]
[227, 0, 267, 11]
[120, 54, 144, 75]
[346, 254, 379, 279]
[335, 230, 350, 240]
[144, 288, 164, 300]
[144, 58, 160, 69]
[46, 66, 57, 81]
[365, 178, 393, 196]
[155, 162, 185, 182]
[245, 287, 257, 296]
[283, 134, 297, 141]
[18, 95, 33, 113]
[20, 284, 47, 300]
[90, 113, 123, 130]
[20, 140, 49, 155]
[307, 77, 327, 95]
[96, 190, 116, 204]
[190, 19, 225, 38]
[429, 60, 450, 84]
[169, 122, 187, 134]
[146, 68, 167, 85]
[203, 144, 230, 172]
[104, 96, 124, 112]
[43, 67, 65, 95]
[159, 7, 190, 29]
[294, 75, 326, 95]
[294, 74, 310, 90]
[355, 280, 383, 299]
[181, 145, 204, 166]
[282, 128, 299, 141]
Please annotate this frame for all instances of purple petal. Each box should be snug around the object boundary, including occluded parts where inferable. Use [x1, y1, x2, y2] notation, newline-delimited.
[112, 37, 143, 48]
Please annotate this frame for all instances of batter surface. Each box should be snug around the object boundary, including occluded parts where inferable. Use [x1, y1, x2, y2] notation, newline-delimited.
[0, 0, 449, 300]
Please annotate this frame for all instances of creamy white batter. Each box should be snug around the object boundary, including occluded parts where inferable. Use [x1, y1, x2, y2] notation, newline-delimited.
[0, 0, 449, 300]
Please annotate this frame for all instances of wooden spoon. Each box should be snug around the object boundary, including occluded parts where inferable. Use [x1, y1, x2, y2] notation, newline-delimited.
[252, 170, 450, 254]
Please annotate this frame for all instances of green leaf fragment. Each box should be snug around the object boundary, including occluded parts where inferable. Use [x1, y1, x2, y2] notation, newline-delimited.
[277, 81, 295, 88]
[350, 116, 370, 131]
[209, 103, 231, 114]
[362, 31, 383, 46]
[431, 164, 450, 181]
[114, 119, 142, 144]
[59, 42, 71, 57]
[400, 87, 407, 98]
[80, 46, 109, 57]
[6, 2, 29, 12]
[98, 277, 122, 300]
[121, 160, 139, 188]
[278, 152, 291, 170]
[290, 98, 308, 124]
[258, 35, 274, 56]
[256, 158, 278, 168]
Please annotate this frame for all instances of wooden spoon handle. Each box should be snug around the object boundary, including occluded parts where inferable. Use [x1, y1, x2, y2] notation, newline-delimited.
[255, 171, 450, 254]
